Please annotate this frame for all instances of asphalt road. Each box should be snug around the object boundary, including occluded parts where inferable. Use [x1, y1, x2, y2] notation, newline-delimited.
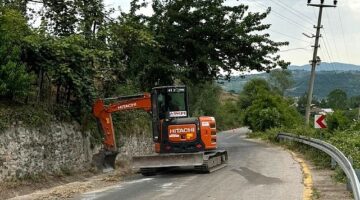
[76, 128, 303, 200]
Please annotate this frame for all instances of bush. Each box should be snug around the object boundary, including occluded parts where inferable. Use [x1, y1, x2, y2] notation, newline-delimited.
[243, 94, 302, 131]
[216, 99, 243, 130]
[329, 130, 360, 169]
[0, 61, 35, 100]
[326, 110, 351, 131]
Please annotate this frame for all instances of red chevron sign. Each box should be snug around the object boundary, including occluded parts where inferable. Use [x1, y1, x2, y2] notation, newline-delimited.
[315, 115, 327, 129]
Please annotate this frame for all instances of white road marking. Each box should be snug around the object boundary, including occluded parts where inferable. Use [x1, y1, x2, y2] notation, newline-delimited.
[161, 182, 174, 188]
[79, 177, 154, 199]
[125, 178, 154, 184]
[155, 176, 198, 198]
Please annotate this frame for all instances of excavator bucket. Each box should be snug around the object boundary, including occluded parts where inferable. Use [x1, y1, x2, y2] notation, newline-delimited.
[92, 150, 118, 171]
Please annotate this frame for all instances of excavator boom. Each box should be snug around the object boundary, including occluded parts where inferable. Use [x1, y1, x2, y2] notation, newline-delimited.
[92, 93, 151, 170]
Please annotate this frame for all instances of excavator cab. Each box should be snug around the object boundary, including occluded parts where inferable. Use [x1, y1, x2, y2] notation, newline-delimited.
[150, 86, 189, 142]
[152, 86, 189, 119]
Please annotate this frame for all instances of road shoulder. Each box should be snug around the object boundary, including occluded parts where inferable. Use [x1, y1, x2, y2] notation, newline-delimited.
[249, 138, 353, 200]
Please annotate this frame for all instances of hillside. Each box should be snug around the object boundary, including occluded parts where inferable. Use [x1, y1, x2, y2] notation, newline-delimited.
[220, 63, 360, 99]
[289, 62, 360, 71]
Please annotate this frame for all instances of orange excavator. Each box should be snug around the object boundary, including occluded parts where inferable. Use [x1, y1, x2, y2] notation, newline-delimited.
[92, 86, 227, 175]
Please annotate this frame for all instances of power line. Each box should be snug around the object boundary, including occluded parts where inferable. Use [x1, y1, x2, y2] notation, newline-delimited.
[279, 47, 312, 52]
[321, 29, 337, 68]
[320, 37, 336, 69]
[269, 28, 312, 43]
[337, 8, 351, 63]
[324, 9, 340, 61]
[253, 1, 314, 33]
[268, 0, 315, 26]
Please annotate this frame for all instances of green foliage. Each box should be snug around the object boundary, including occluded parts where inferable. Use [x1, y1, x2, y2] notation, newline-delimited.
[238, 78, 271, 109]
[188, 82, 221, 117]
[0, 61, 35, 99]
[348, 95, 360, 109]
[0, 0, 290, 147]
[327, 89, 347, 110]
[132, 0, 289, 83]
[269, 69, 294, 95]
[326, 111, 351, 131]
[0, 102, 52, 132]
[238, 78, 301, 131]
[296, 93, 322, 114]
[0, 8, 35, 100]
[329, 128, 360, 169]
[216, 99, 243, 130]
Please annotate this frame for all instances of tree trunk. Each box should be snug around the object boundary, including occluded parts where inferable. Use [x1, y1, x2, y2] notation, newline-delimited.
[56, 83, 61, 104]
[37, 67, 44, 103]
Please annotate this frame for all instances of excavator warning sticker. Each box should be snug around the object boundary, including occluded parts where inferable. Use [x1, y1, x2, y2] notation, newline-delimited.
[169, 111, 187, 117]
[201, 122, 210, 126]
[169, 134, 180, 138]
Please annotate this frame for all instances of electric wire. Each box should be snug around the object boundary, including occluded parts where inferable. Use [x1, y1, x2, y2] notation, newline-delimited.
[267, 0, 315, 26]
[337, 8, 351, 63]
[268, 28, 311, 43]
[324, 9, 340, 61]
[253, 1, 314, 33]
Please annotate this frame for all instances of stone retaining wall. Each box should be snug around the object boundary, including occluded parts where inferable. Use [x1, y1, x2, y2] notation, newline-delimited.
[0, 122, 93, 181]
[118, 133, 153, 157]
[0, 122, 154, 181]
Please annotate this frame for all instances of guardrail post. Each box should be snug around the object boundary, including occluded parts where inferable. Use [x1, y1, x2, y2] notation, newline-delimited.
[331, 157, 337, 169]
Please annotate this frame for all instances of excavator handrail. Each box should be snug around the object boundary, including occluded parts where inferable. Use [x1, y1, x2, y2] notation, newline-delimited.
[102, 93, 150, 102]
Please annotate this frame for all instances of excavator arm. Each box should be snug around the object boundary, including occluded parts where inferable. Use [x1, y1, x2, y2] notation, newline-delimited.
[92, 93, 152, 169]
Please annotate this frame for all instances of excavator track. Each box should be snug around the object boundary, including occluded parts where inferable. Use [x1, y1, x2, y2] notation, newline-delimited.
[194, 150, 228, 173]
[134, 150, 228, 175]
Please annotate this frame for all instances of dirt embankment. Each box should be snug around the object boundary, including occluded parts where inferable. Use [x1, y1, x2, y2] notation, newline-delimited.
[1, 159, 133, 200]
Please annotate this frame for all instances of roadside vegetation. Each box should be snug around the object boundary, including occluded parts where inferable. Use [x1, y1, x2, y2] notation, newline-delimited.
[1, 0, 358, 189]
[240, 70, 360, 181]
[0, 0, 288, 148]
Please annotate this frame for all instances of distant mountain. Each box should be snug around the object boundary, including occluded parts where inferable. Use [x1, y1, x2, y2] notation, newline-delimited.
[287, 71, 360, 98]
[219, 63, 360, 99]
[289, 62, 360, 71]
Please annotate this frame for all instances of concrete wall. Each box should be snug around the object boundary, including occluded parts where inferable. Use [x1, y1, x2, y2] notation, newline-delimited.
[0, 122, 94, 181]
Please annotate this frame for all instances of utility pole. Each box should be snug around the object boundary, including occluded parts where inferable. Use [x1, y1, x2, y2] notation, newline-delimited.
[305, 0, 337, 125]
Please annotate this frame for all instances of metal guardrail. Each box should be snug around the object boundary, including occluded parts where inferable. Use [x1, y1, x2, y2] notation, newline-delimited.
[277, 132, 360, 200]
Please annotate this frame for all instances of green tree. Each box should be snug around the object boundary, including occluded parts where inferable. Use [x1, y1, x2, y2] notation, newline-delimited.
[326, 110, 351, 131]
[42, 0, 78, 36]
[297, 93, 321, 114]
[188, 82, 221, 117]
[0, 8, 34, 100]
[348, 95, 360, 109]
[238, 78, 271, 109]
[217, 99, 243, 130]
[129, 0, 289, 85]
[243, 93, 300, 131]
[327, 89, 348, 110]
[269, 69, 293, 95]
[238, 79, 301, 131]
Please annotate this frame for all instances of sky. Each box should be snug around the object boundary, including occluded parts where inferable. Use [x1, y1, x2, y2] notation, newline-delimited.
[104, 0, 360, 66]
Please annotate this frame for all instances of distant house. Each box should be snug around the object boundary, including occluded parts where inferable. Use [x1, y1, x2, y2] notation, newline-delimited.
[311, 107, 334, 115]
